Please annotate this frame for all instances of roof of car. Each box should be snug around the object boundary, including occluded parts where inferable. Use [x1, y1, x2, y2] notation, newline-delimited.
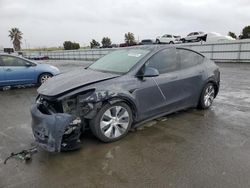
[126, 45, 204, 57]
[126, 45, 179, 52]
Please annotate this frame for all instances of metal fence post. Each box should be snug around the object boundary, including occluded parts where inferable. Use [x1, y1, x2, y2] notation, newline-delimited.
[211, 44, 214, 60]
[238, 42, 242, 62]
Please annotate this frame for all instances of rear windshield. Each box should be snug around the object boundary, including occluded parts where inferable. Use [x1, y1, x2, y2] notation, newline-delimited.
[88, 49, 150, 74]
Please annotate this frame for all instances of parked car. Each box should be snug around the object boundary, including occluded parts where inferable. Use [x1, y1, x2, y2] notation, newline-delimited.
[0, 53, 60, 87]
[182, 32, 206, 43]
[4, 48, 14, 54]
[204, 32, 235, 43]
[156, 34, 182, 44]
[28, 52, 49, 60]
[31, 46, 220, 152]
[119, 43, 137, 47]
[139, 39, 155, 45]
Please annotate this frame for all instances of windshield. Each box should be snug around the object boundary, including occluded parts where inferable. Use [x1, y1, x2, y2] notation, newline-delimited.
[88, 49, 150, 74]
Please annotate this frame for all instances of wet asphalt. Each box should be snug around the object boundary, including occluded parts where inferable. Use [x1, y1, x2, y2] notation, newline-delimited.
[0, 62, 250, 188]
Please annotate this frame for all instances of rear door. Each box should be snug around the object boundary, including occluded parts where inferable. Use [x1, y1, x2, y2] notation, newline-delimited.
[1, 55, 36, 85]
[176, 48, 206, 106]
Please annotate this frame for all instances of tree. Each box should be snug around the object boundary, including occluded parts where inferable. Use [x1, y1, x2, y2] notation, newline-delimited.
[8, 28, 23, 51]
[228, 31, 237, 39]
[90, 39, 100, 49]
[63, 41, 80, 50]
[240, 26, 250, 39]
[125, 32, 136, 46]
[101, 37, 112, 48]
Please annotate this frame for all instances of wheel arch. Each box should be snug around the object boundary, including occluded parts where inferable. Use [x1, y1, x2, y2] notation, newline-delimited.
[205, 78, 219, 98]
[104, 96, 138, 123]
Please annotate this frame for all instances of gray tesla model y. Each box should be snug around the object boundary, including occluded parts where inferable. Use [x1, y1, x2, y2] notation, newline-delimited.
[31, 46, 220, 152]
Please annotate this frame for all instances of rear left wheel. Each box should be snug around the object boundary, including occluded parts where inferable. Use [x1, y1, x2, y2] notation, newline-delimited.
[90, 102, 132, 142]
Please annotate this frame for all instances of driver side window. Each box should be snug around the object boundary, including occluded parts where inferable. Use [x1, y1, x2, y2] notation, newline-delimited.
[146, 48, 179, 74]
[1, 56, 27, 66]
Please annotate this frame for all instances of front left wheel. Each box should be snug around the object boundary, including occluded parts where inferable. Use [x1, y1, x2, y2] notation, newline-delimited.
[90, 102, 133, 142]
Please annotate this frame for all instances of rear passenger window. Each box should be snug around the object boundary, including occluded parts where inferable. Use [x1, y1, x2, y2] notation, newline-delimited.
[146, 48, 179, 74]
[178, 49, 204, 69]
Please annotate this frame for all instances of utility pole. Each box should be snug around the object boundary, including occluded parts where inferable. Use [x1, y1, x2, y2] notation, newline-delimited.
[24, 39, 27, 50]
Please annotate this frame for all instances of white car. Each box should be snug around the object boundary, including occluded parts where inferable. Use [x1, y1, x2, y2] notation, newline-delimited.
[156, 34, 182, 44]
[182, 32, 206, 43]
[205, 32, 235, 43]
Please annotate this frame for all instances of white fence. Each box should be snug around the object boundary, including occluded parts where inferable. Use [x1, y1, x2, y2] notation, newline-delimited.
[183, 39, 250, 62]
[22, 39, 250, 62]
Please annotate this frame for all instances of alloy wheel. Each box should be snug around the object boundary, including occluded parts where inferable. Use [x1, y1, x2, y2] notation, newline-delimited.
[40, 74, 51, 84]
[100, 106, 130, 138]
[204, 85, 215, 107]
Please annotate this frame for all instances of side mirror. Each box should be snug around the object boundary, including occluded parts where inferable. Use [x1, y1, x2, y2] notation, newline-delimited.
[143, 67, 159, 77]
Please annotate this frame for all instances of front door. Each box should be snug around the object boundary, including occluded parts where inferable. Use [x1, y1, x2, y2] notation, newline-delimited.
[133, 76, 166, 121]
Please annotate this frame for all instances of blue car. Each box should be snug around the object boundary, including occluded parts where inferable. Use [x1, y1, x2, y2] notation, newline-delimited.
[0, 53, 60, 87]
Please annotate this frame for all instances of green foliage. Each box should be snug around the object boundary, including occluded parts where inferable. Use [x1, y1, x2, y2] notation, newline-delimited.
[101, 37, 112, 48]
[240, 26, 250, 39]
[90, 39, 100, 49]
[8, 28, 23, 51]
[124, 32, 136, 46]
[63, 41, 80, 50]
[228, 31, 237, 39]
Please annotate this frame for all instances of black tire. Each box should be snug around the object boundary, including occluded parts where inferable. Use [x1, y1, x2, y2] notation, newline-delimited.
[198, 83, 215, 109]
[38, 73, 52, 85]
[169, 41, 174, 44]
[156, 39, 161, 44]
[89, 102, 133, 142]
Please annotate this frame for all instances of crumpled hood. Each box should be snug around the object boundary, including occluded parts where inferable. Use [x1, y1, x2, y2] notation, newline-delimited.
[38, 68, 119, 97]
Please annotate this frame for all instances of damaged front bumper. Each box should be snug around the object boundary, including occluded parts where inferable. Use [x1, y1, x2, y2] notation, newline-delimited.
[30, 105, 82, 152]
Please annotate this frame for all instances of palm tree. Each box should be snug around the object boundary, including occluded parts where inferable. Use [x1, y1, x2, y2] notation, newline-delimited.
[9, 28, 23, 51]
[125, 32, 136, 46]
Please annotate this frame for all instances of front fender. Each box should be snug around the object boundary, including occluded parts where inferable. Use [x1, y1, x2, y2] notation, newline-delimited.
[81, 90, 138, 120]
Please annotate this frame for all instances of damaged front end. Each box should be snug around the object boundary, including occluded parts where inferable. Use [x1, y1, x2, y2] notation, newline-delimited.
[31, 104, 82, 152]
[31, 90, 98, 152]
[31, 89, 123, 152]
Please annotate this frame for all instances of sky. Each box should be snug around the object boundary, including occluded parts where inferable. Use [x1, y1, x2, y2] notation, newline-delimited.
[0, 0, 249, 48]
